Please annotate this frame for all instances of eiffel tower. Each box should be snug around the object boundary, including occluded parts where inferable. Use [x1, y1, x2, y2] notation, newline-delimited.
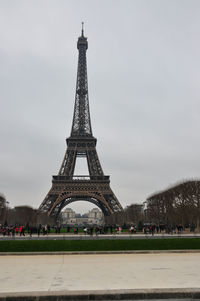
[39, 25, 123, 218]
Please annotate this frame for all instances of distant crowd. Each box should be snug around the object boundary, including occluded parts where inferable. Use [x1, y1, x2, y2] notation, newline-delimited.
[0, 224, 50, 237]
[0, 223, 196, 237]
[0, 224, 128, 236]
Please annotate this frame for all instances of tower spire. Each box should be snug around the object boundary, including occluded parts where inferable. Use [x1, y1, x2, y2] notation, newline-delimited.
[81, 22, 84, 37]
[70, 26, 92, 137]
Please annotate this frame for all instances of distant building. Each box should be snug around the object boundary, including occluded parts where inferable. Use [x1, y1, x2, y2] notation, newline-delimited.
[88, 208, 103, 224]
[61, 208, 76, 224]
[61, 207, 103, 226]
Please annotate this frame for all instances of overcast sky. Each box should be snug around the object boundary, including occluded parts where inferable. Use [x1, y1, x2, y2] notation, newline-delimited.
[0, 0, 200, 213]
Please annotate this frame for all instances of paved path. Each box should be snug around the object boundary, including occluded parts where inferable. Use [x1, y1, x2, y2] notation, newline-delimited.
[0, 233, 200, 240]
[0, 253, 200, 294]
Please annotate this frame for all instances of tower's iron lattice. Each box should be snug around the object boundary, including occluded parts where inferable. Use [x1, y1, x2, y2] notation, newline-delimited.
[39, 27, 123, 218]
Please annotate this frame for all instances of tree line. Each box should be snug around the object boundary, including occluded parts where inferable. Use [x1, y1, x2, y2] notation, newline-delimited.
[105, 180, 200, 231]
[146, 180, 200, 231]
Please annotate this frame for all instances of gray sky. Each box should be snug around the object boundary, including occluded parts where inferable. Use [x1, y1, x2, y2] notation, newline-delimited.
[0, 0, 200, 213]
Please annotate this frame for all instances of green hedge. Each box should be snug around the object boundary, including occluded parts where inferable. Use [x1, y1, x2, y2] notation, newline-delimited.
[0, 238, 200, 252]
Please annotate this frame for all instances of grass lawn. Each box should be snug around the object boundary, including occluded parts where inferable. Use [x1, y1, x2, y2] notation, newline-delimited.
[0, 238, 200, 252]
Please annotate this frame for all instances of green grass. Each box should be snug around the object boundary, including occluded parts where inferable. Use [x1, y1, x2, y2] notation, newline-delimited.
[0, 238, 200, 252]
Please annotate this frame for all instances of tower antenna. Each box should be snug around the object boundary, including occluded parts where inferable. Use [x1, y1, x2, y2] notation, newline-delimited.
[81, 22, 84, 36]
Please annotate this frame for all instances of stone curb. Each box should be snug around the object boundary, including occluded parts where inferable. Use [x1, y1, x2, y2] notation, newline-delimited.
[0, 288, 200, 300]
[0, 249, 200, 256]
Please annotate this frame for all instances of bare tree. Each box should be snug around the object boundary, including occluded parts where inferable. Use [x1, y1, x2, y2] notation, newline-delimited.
[105, 204, 144, 227]
[146, 180, 200, 231]
[0, 193, 6, 224]
[7, 206, 37, 226]
[36, 211, 55, 226]
[125, 204, 144, 225]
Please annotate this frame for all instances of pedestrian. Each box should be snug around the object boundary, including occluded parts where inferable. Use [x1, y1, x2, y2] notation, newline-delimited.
[19, 226, 23, 236]
[37, 226, 40, 237]
[2, 227, 6, 236]
[44, 225, 48, 235]
[15, 227, 19, 235]
[22, 226, 25, 236]
[12, 227, 15, 237]
[29, 227, 32, 237]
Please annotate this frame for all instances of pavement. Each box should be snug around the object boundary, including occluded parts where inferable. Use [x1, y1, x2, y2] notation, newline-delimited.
[1, 232, 200, 240]
[0, 252, 200, 299]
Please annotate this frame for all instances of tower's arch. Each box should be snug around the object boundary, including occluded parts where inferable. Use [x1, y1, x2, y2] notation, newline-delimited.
[48, 192, 113, 218]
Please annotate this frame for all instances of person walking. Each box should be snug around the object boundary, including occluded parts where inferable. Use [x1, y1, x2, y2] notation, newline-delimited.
[37, 226, 40, 237]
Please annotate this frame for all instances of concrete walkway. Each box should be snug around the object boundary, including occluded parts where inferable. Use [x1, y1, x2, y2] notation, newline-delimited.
[0, 253, 200, 294]
[1, 233, 200, 240]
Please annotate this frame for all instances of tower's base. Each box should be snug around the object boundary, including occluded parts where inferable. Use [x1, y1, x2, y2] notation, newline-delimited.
[39, 176, 123, 218]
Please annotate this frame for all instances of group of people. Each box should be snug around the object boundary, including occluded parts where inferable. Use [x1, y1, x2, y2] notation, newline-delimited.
[82, 226, 101, 235]
[0, 224, 51, 237]
[0, 224, 133, 236]
[82, 225, 115, 235]
[0, 225, 25, 237]
[142, 224, 188, 235]
[129, 225, 136, 234]
[1, 224, 191, 237]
